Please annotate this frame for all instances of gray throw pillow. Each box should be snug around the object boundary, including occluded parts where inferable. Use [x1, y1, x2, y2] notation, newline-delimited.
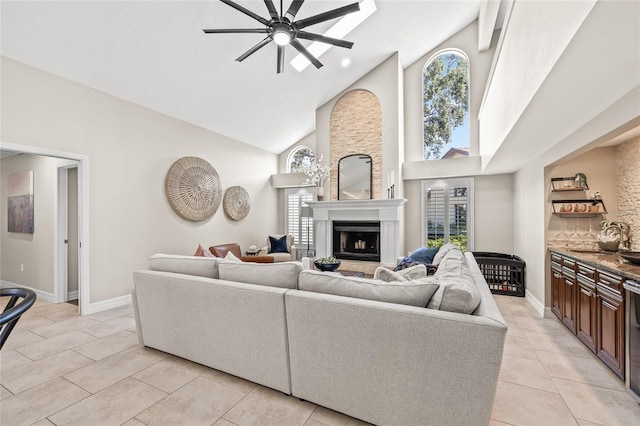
[398, 264, 427, 280]
[374, 264, 427, 282]
[299, 270, 439, 307]
[373, 267, 407, 282]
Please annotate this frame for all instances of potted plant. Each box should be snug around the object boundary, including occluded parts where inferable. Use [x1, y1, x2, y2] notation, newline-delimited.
[302, 155, 330, 200]
[314, 256, 341, 272]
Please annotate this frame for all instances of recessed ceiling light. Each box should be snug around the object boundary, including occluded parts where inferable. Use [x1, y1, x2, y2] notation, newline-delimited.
[341, 58, 351, 67]
[291, 0, 377, 72]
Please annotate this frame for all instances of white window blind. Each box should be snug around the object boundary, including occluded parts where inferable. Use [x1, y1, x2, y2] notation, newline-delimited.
[421, 178, 474, 251]
[285, 188, 315, 248]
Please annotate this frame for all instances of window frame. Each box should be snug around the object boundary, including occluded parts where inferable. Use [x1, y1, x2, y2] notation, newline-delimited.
[420, 177, 474, 251]
[421, 48, 471, 160]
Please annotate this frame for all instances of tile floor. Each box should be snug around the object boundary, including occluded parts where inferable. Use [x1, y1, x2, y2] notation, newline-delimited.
[1, 295, 640, 426]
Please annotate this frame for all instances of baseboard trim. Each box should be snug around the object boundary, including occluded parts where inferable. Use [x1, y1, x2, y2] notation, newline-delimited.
[66, 290, 78, 301]
[84, 294, 132, 315]
[525, 289, 545, 317]
[0, 280, 56, 303]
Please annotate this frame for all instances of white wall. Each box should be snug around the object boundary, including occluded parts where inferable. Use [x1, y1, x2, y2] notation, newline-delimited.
[1, 154, 68, 295]
[1, 57, 279, 306]
[480, 0, 639, 174]
[479, 0, 597, 165]
[403, 174, 514, 255]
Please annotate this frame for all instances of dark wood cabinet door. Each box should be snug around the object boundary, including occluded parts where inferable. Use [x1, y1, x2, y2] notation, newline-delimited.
[576, 277, 597, 353]
[551, 262, 563, 319]
[596, 285, 625, 379]
[562, 270, 577, 333]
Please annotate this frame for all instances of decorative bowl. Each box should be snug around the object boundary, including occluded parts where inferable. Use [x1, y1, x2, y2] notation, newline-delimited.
[314, 260, 341, 272]
[619, 252, 640, 265]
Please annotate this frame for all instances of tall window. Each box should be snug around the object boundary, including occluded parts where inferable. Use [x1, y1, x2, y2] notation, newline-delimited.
[285, 188, 315, 249]
[287, 146, 315, 173]
[421, 178, 474, 251]
[422, 50, 470, 160]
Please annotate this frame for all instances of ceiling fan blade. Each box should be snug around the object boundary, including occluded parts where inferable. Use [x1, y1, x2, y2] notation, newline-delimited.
[277, 44, 285, 74]
[284, 0, 305, 21]
[290, 38, 323, 69]
[294, 2, 360, 29]
[220, 0, 270, 26]
[264, 0, 279, 20]
[296, 31, 354, 49]
[236, 36, 272, 62]
[203, 28, 269, 34]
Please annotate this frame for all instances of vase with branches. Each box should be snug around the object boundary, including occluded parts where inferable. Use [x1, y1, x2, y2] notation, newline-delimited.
[303, 155, 330, 200]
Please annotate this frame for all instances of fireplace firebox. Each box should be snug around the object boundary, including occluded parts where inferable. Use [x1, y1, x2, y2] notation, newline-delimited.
[332, 221, 381, 262]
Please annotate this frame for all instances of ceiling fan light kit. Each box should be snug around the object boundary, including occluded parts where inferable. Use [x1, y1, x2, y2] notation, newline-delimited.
[203, 0, 360, 73]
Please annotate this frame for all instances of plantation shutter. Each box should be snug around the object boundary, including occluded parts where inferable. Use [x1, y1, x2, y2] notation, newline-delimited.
[285, 188, 315, 247]
[421, 178, 474, 251]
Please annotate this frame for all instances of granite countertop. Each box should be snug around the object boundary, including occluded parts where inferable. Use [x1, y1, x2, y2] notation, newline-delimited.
[549, 247, 640, 281]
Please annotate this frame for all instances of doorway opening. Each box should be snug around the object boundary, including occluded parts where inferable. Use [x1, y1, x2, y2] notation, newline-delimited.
[1, 142, 90, 314]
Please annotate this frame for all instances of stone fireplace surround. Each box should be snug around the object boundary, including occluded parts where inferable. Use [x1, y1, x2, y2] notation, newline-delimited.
[304, 199, 406, 266]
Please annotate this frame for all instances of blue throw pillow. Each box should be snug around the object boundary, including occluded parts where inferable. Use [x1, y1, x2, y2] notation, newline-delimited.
[269, 235, 289, 254]
[409, 247, 440, 264]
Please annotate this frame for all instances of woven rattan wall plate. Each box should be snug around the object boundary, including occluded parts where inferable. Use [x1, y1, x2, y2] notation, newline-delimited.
[165, 157, 222, 222]
[223, 186, 251, 221]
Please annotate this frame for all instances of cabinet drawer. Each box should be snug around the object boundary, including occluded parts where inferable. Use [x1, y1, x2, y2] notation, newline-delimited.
[563, 266, 576, 278]
[597, 270, 623, 295]
[552, 261, 562, 272]
[577, 273, 596, 289]
[551, 253, 563, 264]
[577, 262, 596, 281]
[563, 257, 576, 270]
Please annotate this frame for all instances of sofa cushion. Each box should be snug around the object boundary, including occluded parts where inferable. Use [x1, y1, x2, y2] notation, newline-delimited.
[409, 247, 440, 264]
[428, 250, 481, 314]
[299, 270, 439, 307]
[218, 260, 303, 289]
[432, 243, 462, 266]
[374, 264, 427, 282]
[148, 253, 221, 279]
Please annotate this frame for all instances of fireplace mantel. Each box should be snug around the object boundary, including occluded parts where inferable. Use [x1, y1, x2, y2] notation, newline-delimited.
[305, 199, 407, 265]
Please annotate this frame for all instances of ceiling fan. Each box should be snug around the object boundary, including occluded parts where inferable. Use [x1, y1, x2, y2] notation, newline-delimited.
[203, 0, 361, 73]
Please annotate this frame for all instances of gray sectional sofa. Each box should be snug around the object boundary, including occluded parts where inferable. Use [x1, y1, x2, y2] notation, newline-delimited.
[132, 250, 507, 426]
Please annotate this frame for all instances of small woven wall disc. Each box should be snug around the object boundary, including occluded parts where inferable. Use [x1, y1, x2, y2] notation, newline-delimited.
[165, 157, 222, 222]
[223, 186, 251, 221]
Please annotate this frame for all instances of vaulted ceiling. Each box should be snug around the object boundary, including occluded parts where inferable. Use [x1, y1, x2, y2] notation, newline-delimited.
[1, 1, 500, 154]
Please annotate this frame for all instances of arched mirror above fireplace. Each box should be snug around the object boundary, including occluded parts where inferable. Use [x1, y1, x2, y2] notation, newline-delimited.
[338, 154, 372, 200]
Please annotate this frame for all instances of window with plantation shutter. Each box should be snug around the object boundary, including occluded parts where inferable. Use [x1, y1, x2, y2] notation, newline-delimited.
[421, 178, 474, 251]
[285, 188, 315, 249]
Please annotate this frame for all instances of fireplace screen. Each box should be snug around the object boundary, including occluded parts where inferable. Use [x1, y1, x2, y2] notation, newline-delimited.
[333, 221, 381, 262]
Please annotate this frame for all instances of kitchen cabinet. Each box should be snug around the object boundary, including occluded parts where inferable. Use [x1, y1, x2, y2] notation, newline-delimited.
[596, 271, 625, 378]
[576, 262, 597, 352]
[549, 250, 625, 379]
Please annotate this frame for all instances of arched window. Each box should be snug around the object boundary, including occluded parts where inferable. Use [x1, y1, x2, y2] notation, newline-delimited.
[287, 146, 315, 173]
[422, 50, 469, 160]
